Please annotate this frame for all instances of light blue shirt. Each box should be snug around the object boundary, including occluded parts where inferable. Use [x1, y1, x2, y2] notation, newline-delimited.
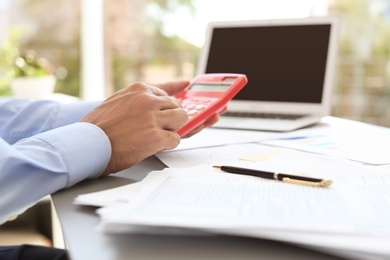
[0, 99, 112, 224]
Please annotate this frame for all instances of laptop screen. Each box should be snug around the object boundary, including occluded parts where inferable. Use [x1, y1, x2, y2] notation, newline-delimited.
[204, 24, 331, 104]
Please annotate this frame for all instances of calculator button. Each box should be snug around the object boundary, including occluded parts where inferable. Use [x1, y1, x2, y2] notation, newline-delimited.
[195, 104, 206, 110]
[182, 99, 192, 104]
[184, 104, 196, 110]
[187, 110, 199, 116]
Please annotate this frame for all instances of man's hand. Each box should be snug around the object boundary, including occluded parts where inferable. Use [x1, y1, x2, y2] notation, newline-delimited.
[156, 81, 224, 138]
[82, 82, 188, 176]
[82, 80, 223, 176]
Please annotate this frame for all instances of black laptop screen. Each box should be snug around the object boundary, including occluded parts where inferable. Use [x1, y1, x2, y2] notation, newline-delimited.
[205, 24, 331, 103]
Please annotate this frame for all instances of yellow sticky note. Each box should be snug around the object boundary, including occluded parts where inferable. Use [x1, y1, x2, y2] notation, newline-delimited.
[8, 215, 17, 221]
[240, 150, 280, 162]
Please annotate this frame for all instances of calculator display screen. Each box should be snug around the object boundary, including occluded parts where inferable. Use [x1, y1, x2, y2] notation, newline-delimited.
[189, 83, 231, 92]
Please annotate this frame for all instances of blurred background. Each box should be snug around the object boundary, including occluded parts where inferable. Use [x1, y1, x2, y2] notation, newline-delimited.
[1, 0, 390, 127]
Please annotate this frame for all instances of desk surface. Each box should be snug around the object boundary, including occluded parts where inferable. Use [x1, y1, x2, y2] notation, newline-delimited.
[52, 155, 348, 260]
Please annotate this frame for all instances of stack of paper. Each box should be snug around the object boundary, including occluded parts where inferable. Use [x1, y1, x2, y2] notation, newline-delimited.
[75, 158, 390, 259]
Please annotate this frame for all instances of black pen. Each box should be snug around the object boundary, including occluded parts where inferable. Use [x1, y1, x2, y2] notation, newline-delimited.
[212, 165, 333, 188]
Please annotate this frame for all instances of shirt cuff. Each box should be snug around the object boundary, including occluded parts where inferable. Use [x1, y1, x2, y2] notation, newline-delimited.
[34, 122, 111, 187]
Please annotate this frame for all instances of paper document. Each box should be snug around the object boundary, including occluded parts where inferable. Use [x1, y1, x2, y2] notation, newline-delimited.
[95, 163, 390, 256]
[73, 171, 162, 207]
[157, 142, 281, 168]
[74, 182, 143, 207]
[169, 128, 283, 151]
[263, 117, 390, 165]
[263, 133, 390, 165]
[97, 165, 390, 234]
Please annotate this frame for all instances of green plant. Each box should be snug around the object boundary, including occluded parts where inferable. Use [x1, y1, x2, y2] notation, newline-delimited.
[0, 28, 21, 95]
[0, 28, 55, 96]
[11, 50, 54, 78]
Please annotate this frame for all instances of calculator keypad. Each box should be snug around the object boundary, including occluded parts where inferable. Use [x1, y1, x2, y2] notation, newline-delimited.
[180, 97, 217, 118]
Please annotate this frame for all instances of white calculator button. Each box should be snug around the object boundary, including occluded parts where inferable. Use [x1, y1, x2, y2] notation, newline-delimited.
[195, 104, 206, 110]
[185, 104, 196, 110]
[187, 110, 199, 116]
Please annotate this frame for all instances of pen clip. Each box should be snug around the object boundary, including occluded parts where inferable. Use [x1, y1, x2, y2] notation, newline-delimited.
[282, 178, 333, 188]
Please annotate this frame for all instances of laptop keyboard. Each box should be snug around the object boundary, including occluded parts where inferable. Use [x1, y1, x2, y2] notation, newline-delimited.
[223, 112, 307, 120]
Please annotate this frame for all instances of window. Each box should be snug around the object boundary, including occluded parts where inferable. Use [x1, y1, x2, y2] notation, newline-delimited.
[1, 0, 390, 127]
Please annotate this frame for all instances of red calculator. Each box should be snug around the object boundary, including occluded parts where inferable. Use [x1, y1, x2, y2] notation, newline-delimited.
[176, 73, 248, 137]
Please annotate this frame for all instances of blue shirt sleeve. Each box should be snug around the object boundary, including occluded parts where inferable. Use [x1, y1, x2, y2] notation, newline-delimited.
[0, 99, 111, 224]
[0, 98, 101, 144]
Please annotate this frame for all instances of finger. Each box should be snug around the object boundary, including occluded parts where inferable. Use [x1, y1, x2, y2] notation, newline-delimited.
[181, 114, 220, 138]
[156, 81, 190, 96]
[203, 114, 220, 128]
[182, 124, 204, 138]
[155, 95, 183, 110]
[158, 108, 189, 131]
[159, 131, 182, 151]
[147, 84, 170, 97]
[125, 82, 170, 97]
[218, 106, 228, 115]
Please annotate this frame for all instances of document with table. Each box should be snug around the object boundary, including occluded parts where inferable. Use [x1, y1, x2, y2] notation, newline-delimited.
[74, 117, 390, 260]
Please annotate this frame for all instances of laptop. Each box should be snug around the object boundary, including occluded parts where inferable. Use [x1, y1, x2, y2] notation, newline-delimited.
[198, 17, 340, 132]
